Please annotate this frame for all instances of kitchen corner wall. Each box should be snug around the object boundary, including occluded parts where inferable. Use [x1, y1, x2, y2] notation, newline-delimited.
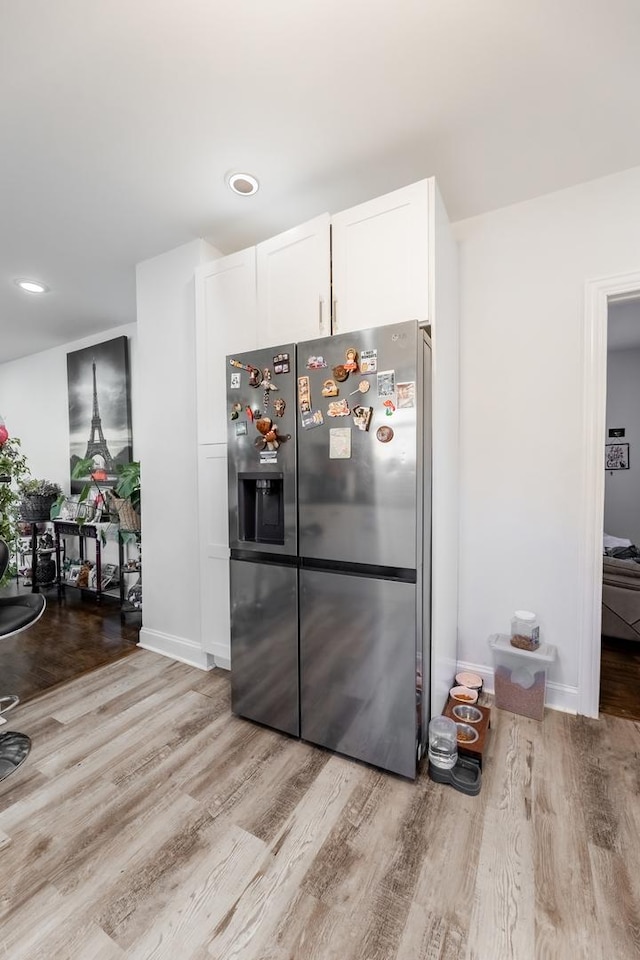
[135, 238, 219, 668]
[453, 163, 640, 711]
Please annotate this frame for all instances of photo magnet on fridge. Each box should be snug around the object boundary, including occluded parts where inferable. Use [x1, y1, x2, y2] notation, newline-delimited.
[301, 409, 324, 430]
[329, 428, 352, 459]
[359, 349, 378, 374]
[377, 370, 396, 398]
[396, 382, 416, 408]
[230, 372, 241, 389]
[273, 353, 290, 374]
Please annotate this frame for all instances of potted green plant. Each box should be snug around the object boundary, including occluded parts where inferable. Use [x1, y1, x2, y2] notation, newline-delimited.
[0, 433, 31, 585]
[112, 461, 141, 533]
[18, 478, 63, 522]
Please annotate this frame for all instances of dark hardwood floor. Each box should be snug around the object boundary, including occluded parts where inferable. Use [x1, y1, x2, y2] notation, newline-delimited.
[600, 634, 640, 721]
[0, 582, 140, 704]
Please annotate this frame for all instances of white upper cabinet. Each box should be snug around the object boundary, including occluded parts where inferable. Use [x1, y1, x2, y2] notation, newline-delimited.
[256, 214, 331, 347]
[195, 248, 257, 445]
[331, 179, 432, 335]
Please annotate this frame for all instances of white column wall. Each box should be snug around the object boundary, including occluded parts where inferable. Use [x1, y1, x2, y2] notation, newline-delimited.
[135, 238, 218, 668]
[453, 164, 640, 711]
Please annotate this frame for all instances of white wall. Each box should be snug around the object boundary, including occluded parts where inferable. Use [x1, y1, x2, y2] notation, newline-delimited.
[135, 238, 219, 668]
[0, 323, 138, 489]
[454, 164, 640, 710]
[604, 346, 640, 544]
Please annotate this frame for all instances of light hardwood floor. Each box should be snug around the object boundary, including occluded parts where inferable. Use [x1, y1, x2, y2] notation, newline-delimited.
[1, 650, 639, 960]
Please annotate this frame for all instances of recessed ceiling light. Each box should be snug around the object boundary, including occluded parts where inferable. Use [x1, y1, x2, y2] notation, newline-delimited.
[227, 172, 259, 196]
[14, 278, 49, 294]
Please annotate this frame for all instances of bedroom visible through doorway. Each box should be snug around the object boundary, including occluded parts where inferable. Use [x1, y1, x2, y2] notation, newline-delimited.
[601, 297, 640, 720]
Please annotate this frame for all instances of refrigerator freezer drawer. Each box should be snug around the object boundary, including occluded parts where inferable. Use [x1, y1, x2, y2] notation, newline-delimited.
[230, 558, 299, 737]
[300, 568, 418, 778]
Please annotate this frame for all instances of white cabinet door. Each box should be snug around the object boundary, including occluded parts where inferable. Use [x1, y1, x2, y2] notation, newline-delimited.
[195, 248, 257, 445]
[256, 214, 330, 346]
[197, 443, 231, 667]
[331, 179, 432, 334]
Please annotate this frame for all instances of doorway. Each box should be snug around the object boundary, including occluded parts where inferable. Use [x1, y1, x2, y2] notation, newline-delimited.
[600, 298, 640, 720]
[580, 271, 640, 719]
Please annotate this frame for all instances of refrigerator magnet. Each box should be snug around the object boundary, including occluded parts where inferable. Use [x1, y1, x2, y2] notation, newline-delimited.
[329, 428, 352, 459]
[230, 372, 241, 389]
[327, 398, 350, 418]
[273, 353, 290, 374]
[376, 425, 394, 443]
[383, 399, 396, 417]
[344, 347, 358, 372]
[301, 409, 324, 430]
[353, 405, 373, 432]
[297, 375, 311, 413]
[377, 370, 396, 398]
[321, 379, 338, 397]
[349, 380, 370, 396]
[397, 382, 416, 408]
[306, 355, 328, 369]
[260, 450, 278, 463]
[249, 367, 263, 388]
[235, 421, 248, 436]
[273, 398, 286, 417]
[332, 364, 349, 382]
[230, 402, 242, 420]
[359, 349, 378, 374]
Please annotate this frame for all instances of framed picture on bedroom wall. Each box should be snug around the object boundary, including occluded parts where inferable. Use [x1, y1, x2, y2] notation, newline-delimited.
[605, 442, 630, 471]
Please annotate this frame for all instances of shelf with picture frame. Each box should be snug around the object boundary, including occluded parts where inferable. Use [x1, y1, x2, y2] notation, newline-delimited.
[53, 519, 120, 605]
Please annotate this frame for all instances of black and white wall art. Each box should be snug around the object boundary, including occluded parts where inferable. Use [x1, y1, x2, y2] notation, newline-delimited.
[67, 336, 133, 493]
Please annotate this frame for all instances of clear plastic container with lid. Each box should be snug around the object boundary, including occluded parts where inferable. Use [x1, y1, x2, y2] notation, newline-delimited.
[511, 610, 539, 647]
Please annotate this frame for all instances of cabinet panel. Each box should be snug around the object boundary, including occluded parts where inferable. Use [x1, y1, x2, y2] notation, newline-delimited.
[331, 179, 432, 334]
[197, 444, 230, 664]
[256, 214, 330, 346]
[195, 249, 257, 445]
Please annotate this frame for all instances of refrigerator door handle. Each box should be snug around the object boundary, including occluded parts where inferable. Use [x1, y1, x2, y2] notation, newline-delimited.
[319, 295, 324, 335]
[332, 298, 338, 333]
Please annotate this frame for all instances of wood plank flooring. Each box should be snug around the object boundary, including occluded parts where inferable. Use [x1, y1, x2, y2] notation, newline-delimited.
[1, 652, 639, 959]
[600, 634, 640, 721]
[0, 584, 139, 704]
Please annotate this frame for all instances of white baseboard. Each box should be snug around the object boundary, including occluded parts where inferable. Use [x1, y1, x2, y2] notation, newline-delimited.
[455, 659, 579, 716]
[213, 653, 230, 670]
[138, 628, 215, 671]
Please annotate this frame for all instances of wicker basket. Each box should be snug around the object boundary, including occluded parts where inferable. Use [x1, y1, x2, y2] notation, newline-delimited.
[111, 496, 141, 532]
[19, 494, 58, 522]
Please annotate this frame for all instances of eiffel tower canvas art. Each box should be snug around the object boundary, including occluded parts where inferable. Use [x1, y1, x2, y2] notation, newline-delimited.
[66, 336, 133, 494]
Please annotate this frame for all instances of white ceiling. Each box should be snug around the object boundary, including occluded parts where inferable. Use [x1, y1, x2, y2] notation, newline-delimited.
[3, 0, 640, 363]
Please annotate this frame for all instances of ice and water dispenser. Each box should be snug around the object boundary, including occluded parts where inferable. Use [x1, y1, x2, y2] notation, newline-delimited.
[237, 473, 284, 545]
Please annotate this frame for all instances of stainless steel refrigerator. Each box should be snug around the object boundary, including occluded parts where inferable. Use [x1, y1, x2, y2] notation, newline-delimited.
[226, 320, 431, 779]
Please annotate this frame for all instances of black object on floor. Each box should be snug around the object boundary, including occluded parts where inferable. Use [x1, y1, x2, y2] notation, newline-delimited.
[0, 731, 32, 782]
[428, 756, 482, 795]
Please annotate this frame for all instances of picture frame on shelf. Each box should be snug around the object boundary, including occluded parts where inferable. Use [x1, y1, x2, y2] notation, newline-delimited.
[100, 563, 119, 590]
[67, 565, 81, 586]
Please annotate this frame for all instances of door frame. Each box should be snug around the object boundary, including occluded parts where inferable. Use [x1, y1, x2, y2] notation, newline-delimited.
[579, 269, 640, 717]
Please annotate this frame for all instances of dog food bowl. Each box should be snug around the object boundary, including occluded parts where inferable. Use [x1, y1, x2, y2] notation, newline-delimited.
[455, 722, 479, 745]
[449, 685, 478, 704]
[452, 704, 483, 724]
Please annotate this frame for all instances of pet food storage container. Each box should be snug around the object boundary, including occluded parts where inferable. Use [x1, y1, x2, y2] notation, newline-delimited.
[488, 633, 557, 721]
[510, 610, 540, 648]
